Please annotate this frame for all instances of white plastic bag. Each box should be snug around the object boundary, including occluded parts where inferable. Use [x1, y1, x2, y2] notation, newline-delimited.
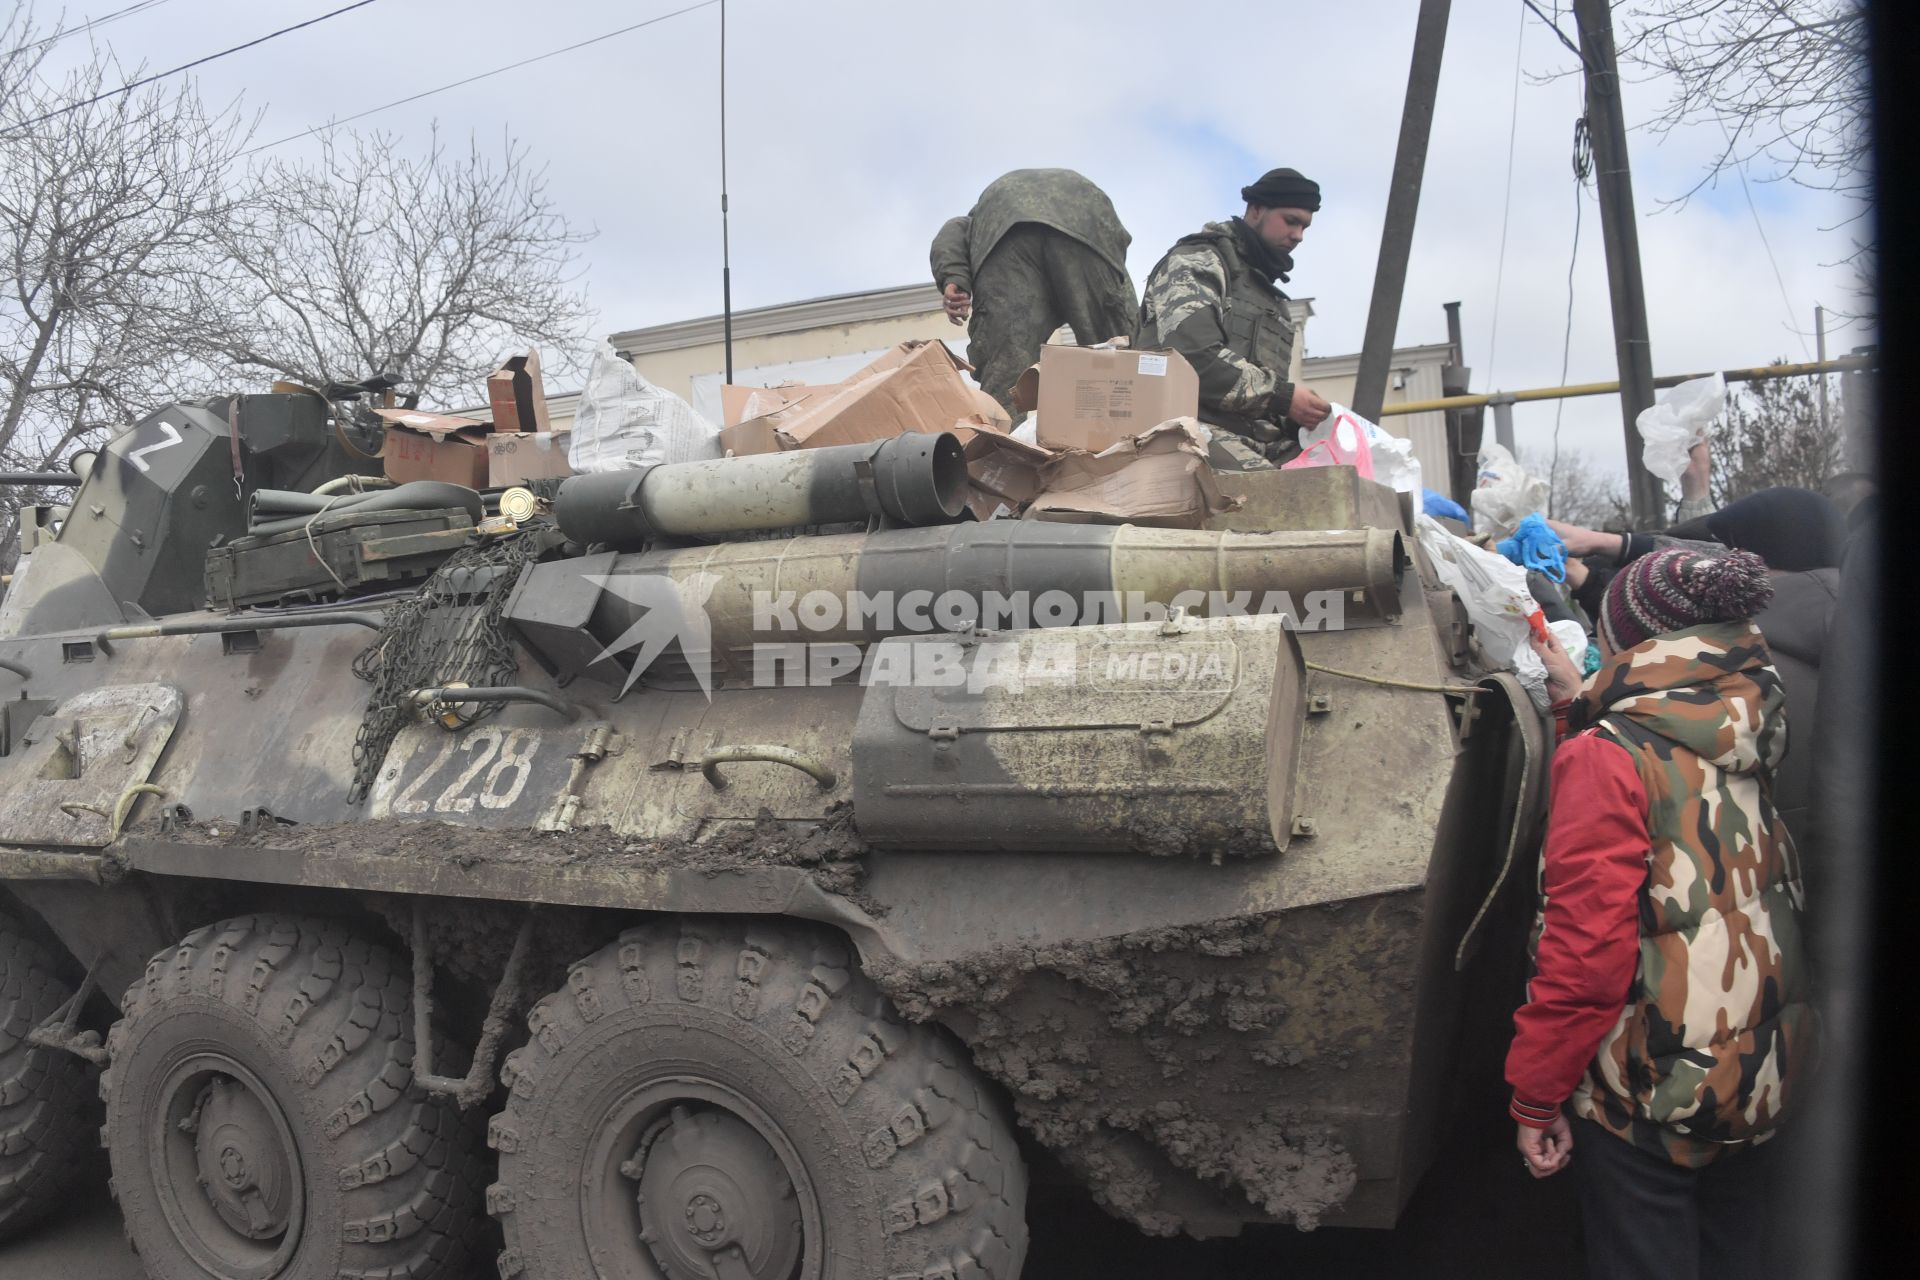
[1295, 406, 1423, 495]
[1414, 514, 1544, 669]
[568, 340, 721, 474]
[1010, 413, 1039, 445]
[1636, 373, 1725, 486]
[1548, 619, 1589, 674]
[1469, 443, 1549, 539]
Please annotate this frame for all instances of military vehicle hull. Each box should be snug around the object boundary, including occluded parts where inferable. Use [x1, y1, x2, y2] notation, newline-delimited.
[1, 422, 1544, 1278]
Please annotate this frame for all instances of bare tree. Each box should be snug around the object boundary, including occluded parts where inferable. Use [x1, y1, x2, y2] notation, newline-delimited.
[0, 7, 250, 570]
[1523, 448, 1633, 528]
[1709, 363, 1844, 503]
[1617, 1, 1871, 270]
[204, 129, 595, 406]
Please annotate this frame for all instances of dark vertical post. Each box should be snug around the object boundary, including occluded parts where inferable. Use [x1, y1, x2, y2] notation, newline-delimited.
[1352, 0, 1452, 423]
[1443, 299, 1464, 366]
[719, 0, 734, 384]
[1572, 0, 1663, 525]
[1815, 304, 1830, 438]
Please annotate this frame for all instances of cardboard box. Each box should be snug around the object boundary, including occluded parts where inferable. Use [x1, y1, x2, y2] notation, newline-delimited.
[487, 431, 573, 487]
[375, 408, 492, 488]
[487, 349, 552, 435]
[1017, 346, 1199, 453]
[719, 382, 838, 428]
[1024, 420, 1236, 529]
[744, 341, 1009, 452]
[719, 385, 834, 456]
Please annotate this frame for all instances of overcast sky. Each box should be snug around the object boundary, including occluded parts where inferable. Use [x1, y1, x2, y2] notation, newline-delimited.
[32, 0, 1872, 481]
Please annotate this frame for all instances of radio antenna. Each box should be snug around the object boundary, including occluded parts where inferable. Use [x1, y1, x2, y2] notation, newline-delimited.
[719, 0, 733, 383]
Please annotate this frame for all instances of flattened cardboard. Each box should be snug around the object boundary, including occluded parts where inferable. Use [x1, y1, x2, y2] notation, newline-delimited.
[719, 416, 785, 457]
[487, 431, 574, 487]
[486, 349, 552, 435]
[1024, 419, 1235, 529]
[764, 341, 1009, 451]
[962, 430, 1055, 521]
[375, 408, 492, 487]
[1020, 345, 1200, 453]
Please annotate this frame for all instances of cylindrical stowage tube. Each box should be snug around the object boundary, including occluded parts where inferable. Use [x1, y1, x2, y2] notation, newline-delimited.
[554, 432, 968, 546]
[572, 521, 1406, 660]
[246, 481, 483, 536]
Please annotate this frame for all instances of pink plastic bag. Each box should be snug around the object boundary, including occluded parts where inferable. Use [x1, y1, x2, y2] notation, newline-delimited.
[1282, 411, 1375, 479]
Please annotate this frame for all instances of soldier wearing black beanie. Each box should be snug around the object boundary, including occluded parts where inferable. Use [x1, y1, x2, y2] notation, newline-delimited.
[1241, 167, 1322, 212]
[1137, 166, 1330, 471]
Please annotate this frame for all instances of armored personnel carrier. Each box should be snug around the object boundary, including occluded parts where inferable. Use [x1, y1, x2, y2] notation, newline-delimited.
[0, 388, 1545, 1279]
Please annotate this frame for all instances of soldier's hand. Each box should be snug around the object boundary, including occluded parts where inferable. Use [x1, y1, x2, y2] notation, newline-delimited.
[943, 283, 972, 325]
[1289, 385, 1332, 427]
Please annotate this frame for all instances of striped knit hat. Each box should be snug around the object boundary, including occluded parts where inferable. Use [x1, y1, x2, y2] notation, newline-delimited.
[1598, 546, 1775, 653]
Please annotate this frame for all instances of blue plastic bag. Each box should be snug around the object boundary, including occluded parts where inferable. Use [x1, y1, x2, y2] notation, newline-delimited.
[1496, 512, 1568, 583]
[1423, 488, 1470, 523]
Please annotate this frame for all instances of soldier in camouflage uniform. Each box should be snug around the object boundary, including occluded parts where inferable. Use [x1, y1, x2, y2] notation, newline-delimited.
[1137, 168, 1332, 471]
[930, 169, 1137, 417]
[1507, 546, 1819, 1280]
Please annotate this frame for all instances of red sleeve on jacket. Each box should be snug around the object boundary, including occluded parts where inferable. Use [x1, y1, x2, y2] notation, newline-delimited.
[1505, 730, 1649, 1126]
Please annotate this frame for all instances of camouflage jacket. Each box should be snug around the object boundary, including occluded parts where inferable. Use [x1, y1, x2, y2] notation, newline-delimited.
[1570, 620, 1819, 1167]
[1136, 219, 1297, 442]
[929, 168, 1131, 296]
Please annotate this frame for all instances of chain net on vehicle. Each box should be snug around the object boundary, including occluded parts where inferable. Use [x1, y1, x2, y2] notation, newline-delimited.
[348, 532, 541, 803]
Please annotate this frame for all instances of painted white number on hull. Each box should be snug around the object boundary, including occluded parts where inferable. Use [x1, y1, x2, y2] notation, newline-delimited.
[393, 728, 539, 815]
[126, 420, 184, 473]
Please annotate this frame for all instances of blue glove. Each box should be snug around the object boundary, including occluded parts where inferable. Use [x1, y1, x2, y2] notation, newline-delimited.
[1423, 488, 1470, 523]
[1496, 512, 1568, 583]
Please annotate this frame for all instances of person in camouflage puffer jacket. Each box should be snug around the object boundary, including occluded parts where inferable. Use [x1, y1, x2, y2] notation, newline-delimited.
[1507, 546, 1819, 1280]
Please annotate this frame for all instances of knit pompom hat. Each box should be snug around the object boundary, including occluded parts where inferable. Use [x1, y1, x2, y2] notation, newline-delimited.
[1598, 546, 1774, 653]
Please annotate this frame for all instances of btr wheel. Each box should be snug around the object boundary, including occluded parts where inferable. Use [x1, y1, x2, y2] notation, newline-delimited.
[101, 914, 489, 1280]
[0, 915, 100, 1241]
[489, 918, 1028, 1280]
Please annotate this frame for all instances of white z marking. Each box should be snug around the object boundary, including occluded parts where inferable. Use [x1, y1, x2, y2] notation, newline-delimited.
[126, 421, 184, 473]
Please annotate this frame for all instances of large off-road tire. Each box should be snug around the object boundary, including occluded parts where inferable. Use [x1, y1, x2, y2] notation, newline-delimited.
[0, 915, 100, 1241]
[101, 914, 489, 1280]
[489, 917, 1028, 1280]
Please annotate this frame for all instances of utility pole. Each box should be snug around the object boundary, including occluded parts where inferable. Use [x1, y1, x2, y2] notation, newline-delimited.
[1571, 0, 1664, 526]
[1352, 0, 1451, 424]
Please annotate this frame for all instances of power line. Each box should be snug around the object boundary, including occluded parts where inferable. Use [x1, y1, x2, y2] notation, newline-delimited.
[10, 0, 177, 56]
[3, 1, 379, 136]
[1728, 145, 1814, 361]
[1521, 0, 1589, 69]
[1548, 114, 1592, 510]
[243, 0, 721, 156]
[719, 0, 734, 383]
[1484, 3, 1527, 388]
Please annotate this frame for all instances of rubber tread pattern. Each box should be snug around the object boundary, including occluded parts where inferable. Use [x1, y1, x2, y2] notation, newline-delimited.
[490, 917, 1029, 1279]
[0, 914, 99, 1242]
[101, 914, 488, 1280]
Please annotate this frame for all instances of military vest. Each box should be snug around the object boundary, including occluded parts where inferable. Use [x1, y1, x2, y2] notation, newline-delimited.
[1569, 643, 1819, 1167]
[1178, 225, 1295, 436]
